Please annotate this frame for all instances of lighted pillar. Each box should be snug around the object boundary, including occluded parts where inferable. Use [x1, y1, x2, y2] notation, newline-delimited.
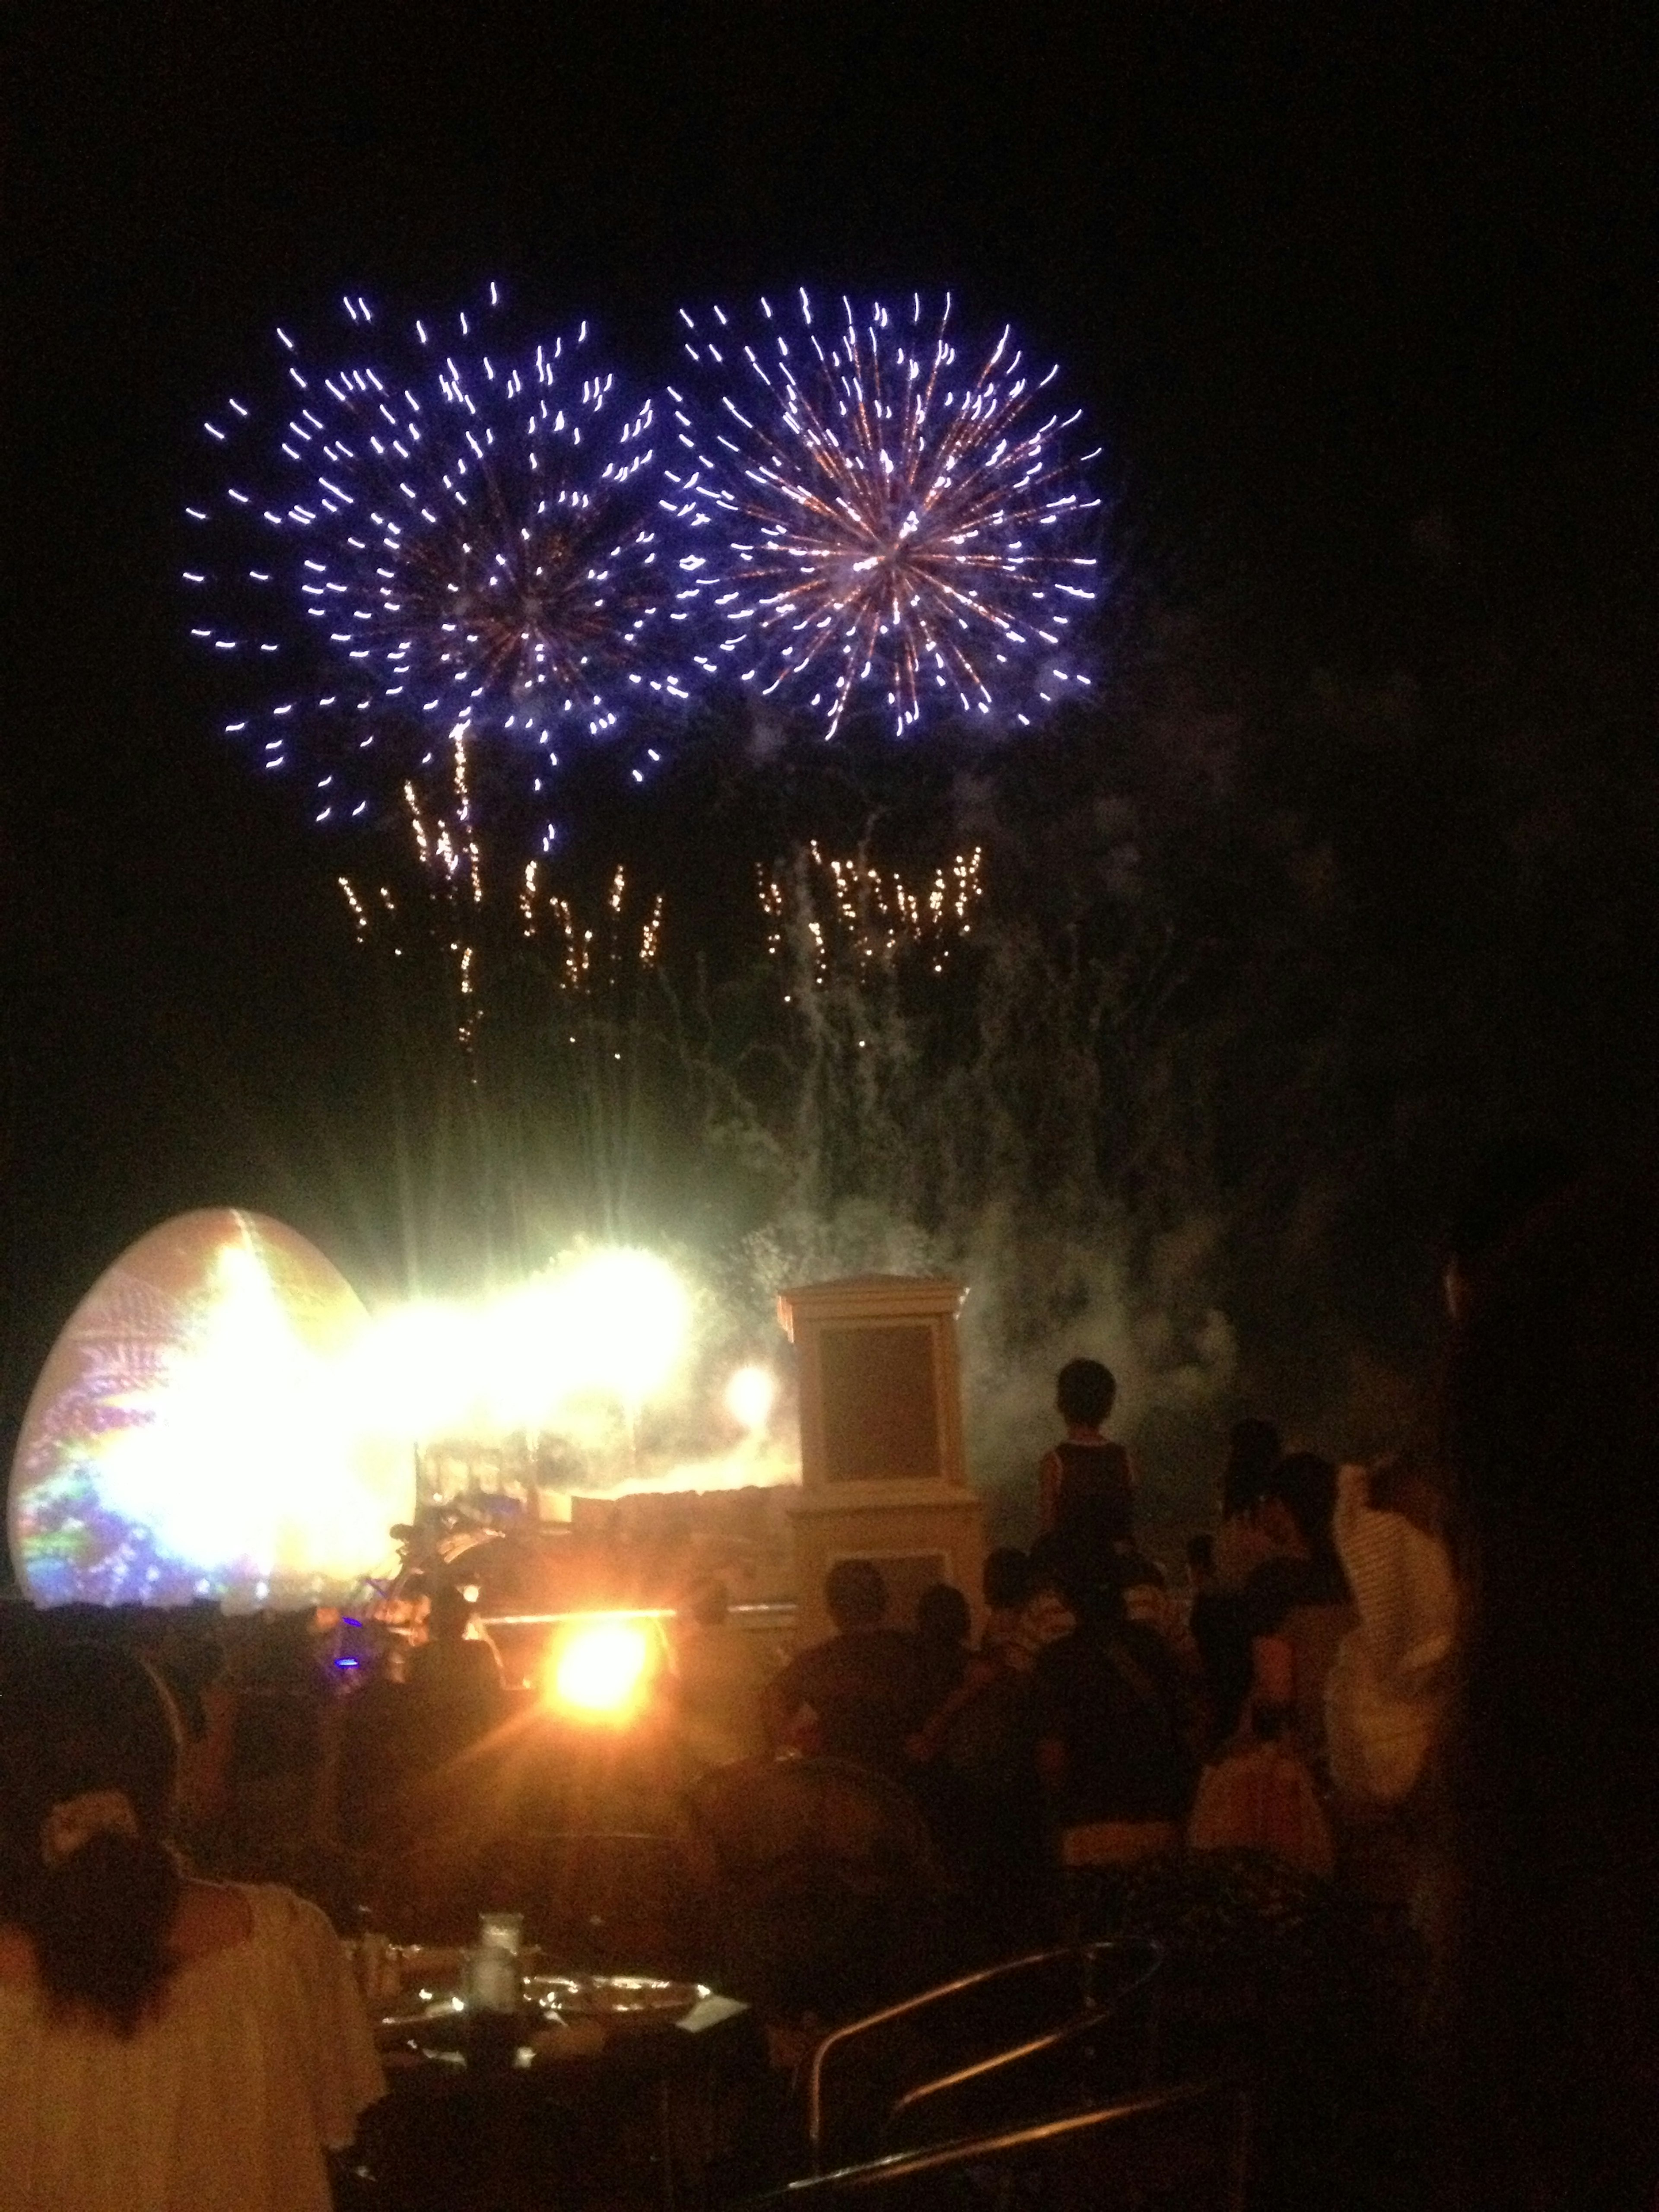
[777, 1275, 986, 1646]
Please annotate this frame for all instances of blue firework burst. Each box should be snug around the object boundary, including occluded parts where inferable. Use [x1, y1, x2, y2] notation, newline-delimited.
[184, 287, 677, 831]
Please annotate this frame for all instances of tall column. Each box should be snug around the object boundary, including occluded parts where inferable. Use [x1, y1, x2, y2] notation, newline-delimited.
[777, 1274, 986, 1645]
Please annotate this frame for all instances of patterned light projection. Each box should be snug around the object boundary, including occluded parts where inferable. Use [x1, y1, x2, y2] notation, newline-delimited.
[9, 1210, 408, 1609]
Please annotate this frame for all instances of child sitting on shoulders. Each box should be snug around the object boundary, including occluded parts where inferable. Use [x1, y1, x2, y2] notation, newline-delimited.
[1037, 1358, 1135, 1550]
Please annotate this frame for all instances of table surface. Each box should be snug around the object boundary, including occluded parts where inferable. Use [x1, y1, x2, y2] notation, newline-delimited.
[367, 1948, 754, 2079]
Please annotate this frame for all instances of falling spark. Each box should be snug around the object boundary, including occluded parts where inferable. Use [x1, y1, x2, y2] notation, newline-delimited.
[515, 863, 667, 996]
[760, 842, 985, 982]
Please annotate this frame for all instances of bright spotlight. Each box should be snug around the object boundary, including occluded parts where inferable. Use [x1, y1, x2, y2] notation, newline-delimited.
[724, 1363, 777, 1434]
[351, 1244, 691, 1445]
[348, 1299, 477, 1440]
[547, 1617, 654, 1719]
[553, 1248, 690, 1415]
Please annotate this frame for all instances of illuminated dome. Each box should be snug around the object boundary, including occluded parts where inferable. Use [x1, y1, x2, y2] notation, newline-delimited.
[9, 1209, 408, 1610]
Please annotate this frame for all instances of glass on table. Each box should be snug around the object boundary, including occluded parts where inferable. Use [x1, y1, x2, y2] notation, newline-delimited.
[348, 1931, 407, 2006]
[464, 1912, 524, 2013]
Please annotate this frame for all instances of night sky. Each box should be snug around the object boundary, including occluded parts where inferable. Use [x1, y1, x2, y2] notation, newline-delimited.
[4, 5, 1652, 1460]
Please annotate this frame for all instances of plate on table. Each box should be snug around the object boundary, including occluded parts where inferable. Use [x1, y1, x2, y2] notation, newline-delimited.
[526, 1974, 711, 2026]
[372, 1964, 712, 2054]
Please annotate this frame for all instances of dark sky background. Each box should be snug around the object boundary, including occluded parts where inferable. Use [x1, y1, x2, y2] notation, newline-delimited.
[3, 4, 1653, 1453]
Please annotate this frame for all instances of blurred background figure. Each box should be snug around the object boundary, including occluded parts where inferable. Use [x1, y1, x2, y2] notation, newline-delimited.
[1433, 1162, 1659, 2210]
[671, 1577, 769, 1775]
[1033, 1546, 1200, 1872]
[1194, 1418, 1284, 1746]
[1240, 1453, 1353, 1786]
[764, 1560, 931, 1780]
[1183, 1531, 1217, 1659]
[981, 1545, 1075, 1674]
[1211, 1418, 1283, 1592]
[912, 1581, 973, 1715]
[1188, 1633, 1335, 1878]
[906, 1557, 1049, 1957]
[402, 1581, 505, 1779]
[406, 1582, 502, 1703]
[1195, 1447, 1354, 1765]
[213, 1615, 332, 1900]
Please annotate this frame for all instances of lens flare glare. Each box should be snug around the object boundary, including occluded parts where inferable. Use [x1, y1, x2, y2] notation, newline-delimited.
[723, 1364, 777, 1433]
[547, 1617, 654, 1717]
[346, 1247, 691, 1441]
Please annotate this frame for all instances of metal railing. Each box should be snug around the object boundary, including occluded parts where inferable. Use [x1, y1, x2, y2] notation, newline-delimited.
[739, 2076, 1251, 2209]
[805, 1939, 1163, 2169]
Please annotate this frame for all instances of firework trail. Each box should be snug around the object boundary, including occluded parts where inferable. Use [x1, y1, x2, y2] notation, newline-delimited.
[760, 842, 985, 987]
[518, 862, 666, 992]
[184, 286, 678, 845]
[662, 292, 1103, 737]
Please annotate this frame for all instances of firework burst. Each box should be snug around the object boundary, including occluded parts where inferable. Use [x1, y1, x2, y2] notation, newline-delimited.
[663, 292, 1103, 737]
[184, 286, 678, 837]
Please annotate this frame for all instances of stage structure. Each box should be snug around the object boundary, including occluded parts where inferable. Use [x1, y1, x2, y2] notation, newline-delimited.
[777, 1275, 986, 1643]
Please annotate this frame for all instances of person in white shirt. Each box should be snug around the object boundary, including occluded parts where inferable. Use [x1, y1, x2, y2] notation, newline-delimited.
[0, 1639, 382, 2212]
[1324, 1456, 1454, 1809]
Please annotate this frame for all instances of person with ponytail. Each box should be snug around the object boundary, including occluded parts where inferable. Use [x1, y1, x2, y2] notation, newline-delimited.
[0, 1640, 382, 2212]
